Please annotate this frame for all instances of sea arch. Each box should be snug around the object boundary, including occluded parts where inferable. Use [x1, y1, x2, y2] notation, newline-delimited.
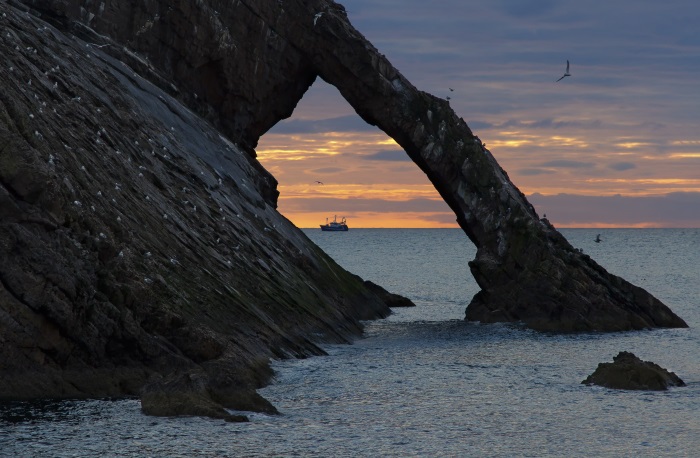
[249, 0, 686, 331]
[34, 0, 686, 332]
[256, 80, 457, 229]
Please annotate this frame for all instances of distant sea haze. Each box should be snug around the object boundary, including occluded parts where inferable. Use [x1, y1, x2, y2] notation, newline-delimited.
[2, 229, 699, 456]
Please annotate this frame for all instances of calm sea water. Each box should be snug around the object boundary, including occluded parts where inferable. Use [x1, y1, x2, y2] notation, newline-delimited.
[1, 229, 698, 457]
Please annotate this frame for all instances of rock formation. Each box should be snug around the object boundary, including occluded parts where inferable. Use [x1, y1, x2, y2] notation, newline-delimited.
[0, 0, 687, 417]
[582, 352, 685, 390]
[0, 1, 391, 418]
[269, 1, 687, 332]
[363, 280, 416, 308]
[23, 0, 686, 333]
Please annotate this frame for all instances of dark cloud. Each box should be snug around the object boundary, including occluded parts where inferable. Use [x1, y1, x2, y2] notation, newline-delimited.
[282, 197, 452, 213]
[528, 192, 700, 226]
[539, 160, 595, 169]
[269, 115, 377, 134]
[310, 167, 345, 174]
[465, 120, 494, 130]
[285, 191, 700, 227]
[420, 213, 460, 225]
[518, 168, 556, 176]
[496, 0, 557, 18]
[363, 149, 411, 161]
[464, 118, 665, 133]
[500, 118, 604, 130]
[608, 162, 636, 171]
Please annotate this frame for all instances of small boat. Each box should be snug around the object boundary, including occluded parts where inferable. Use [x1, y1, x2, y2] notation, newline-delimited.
[320, 215, 348, 232]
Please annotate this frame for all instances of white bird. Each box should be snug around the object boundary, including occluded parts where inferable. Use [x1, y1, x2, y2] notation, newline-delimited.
[314, 12, 323, 26]
[556, 60, 571, 82]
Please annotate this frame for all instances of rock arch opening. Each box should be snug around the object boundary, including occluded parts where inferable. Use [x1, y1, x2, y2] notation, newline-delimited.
[251, 1, 686, 332]
[256, 79, 456, 229]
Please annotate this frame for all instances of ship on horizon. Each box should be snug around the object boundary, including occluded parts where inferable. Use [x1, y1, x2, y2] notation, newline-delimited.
[320, 215, 349, 232]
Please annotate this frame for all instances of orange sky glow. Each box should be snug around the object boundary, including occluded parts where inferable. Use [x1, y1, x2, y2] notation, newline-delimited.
[256, 85, 700, 229]
[254, 2, 700, 229]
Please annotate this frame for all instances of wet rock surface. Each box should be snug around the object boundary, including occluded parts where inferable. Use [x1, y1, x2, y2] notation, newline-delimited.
[140, 370, 255, 422]
[0, 0, 688, 418]
[582, 351, 685, 390]
[0, 1, 389, 416]
[363, 281, 416, 308]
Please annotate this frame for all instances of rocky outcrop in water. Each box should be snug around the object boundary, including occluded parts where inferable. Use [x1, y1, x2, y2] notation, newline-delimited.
[0, 0, 688, 417]
[363, 281, 416, 308]
[140, 370, 255, 421]
[582, 352, 685, 390]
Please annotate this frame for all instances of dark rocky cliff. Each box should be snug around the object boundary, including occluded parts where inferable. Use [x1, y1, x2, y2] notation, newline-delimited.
[0, 0, 687, 417]
[0, 0, 390, 418]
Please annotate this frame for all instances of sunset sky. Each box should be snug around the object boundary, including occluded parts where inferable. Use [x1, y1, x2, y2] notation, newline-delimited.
[256, 0, 700, 228]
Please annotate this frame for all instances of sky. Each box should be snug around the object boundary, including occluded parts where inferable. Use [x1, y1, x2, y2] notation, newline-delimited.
[256, 0, 700, 228]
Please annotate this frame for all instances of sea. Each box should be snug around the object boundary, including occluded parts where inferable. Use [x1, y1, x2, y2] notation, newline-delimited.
[1, 228, 698, 457]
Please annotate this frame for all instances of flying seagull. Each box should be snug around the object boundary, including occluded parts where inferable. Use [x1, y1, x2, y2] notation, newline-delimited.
[314, 180, 324, 185]
[556, 60, 571, 82]
[449, 87, 454, 92]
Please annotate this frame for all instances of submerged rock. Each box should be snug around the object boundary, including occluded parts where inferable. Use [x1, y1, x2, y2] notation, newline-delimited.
[582, 351, 686, 390]
[363, 281, 416, 308]
[141, 371, 249, 422]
